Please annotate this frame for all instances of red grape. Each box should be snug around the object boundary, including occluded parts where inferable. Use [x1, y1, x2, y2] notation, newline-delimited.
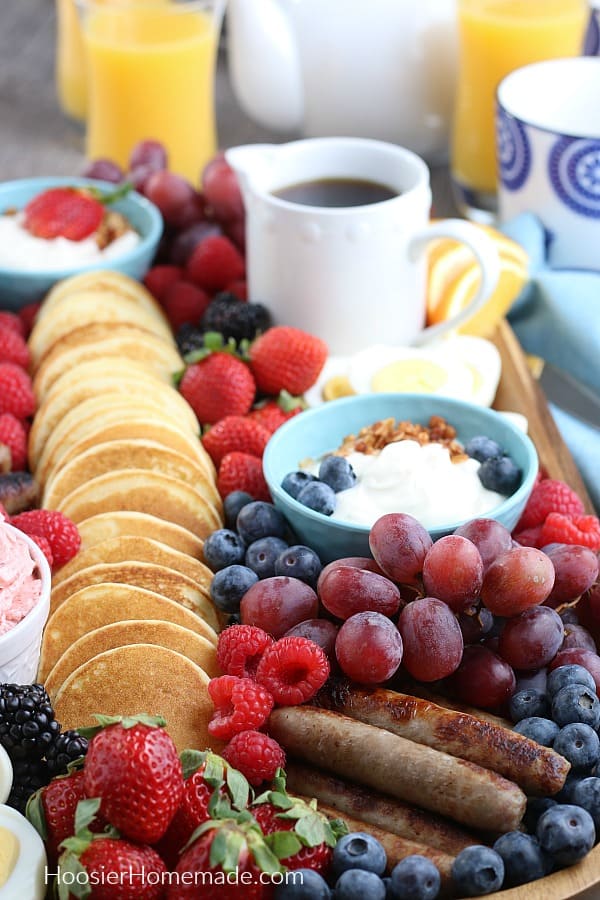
[169, 221, 222, 266]
[319, 566, 401, 620]
[167, 193, 206, 231]
[562, 624, 597, 653]
[481, 547, 555, 616]
[588, 583, 600, 623]
[240, 576, 319, 638]
[398, 598, 464, 682]
[454, 518, 512, 573]
[369, 514, 432, 585]
[202, 154, 245, 223]
[543, 545, 599, 606]
[449, 645, 516, 710]
[129, 163, 158, 192]
[83, 158, 124, 183]
[458, 606, 494, 644]
[144, 171, 196, 226]
[498, 606, 564, 670]
[335, 611, 403, 683]
[129, 139, 168, 171]
[317, 557, 385, 596]
[515, 668, 548, 694]
[422, 535, 483, 612]
[225, 218, 246, 253]
[285, 618, 339, 660]
[548, 648, 600, 693]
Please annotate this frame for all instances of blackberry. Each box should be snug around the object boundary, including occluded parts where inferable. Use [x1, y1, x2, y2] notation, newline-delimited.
[7, 758, 50, 813]
[201, 293, 272, 343]
[176, 323, 205, 357]
[46, 730, 88, 777]
[0, 683, 60, 760]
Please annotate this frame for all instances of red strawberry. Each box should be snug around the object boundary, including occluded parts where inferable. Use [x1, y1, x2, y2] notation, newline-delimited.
[248, 400, 303, 435]
[82, 715, 184, 844]
[252, 794, 338, 875]
[60, 835, 167, 899]
[202, 416, 270, 467]
[0, 413, 27, 470]
[249, 327, 328, 395]
[218, 452, 270, 502]
[23, 187, 104, 241]
[179, 353, 256, 425]
[10, 509, 80, 568]
[143, 264, 184, 303]
[163, 280, 211, 332]
[186, 235, 245, 293]
[0, 363, 36, 418]
[0, 328, 30, 368]
[0, 311, 25, 338]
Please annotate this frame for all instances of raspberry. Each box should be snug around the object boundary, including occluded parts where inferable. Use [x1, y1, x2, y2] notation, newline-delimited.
[222, 731, 285, 787]
[0, 312, 25, 338]
[256, 636, 330, 706]
[540, 513, 600, 551]
[179, 353, 256, 426]
[512, 525, 544, 549]
[208, 675, 274, 740]
[226, 280, 248, 301]
[0, 364, 35, 419]
[186, 235, 245, 293]
[143, 265, 184, 303]
[18, 303, 41, 339]
[27, 533, 54, 568]
[202, 416, 270, 467]
[248, 401, 303, 435]
[163, 280, 212, 333]
[249, 326, 328, 396]
[11, 510, 81, 568]
[0, 414, 27, 470]
[217, 452, 270, 502]
[517, 479, 585, 530]
[217, 625, 274, 679]
[0, 329, 30, 368]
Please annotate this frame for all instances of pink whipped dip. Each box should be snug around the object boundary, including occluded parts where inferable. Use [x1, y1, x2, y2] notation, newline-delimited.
[0, 523, 42, 636]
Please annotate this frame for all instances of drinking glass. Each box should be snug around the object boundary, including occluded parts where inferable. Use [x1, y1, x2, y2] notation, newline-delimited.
[56, 0, 88, 120]
[451, 0, 588, 222]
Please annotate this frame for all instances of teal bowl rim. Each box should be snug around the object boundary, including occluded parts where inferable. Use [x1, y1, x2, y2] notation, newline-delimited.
[0, 176, 163, 277]
[263, 393, 539, 535]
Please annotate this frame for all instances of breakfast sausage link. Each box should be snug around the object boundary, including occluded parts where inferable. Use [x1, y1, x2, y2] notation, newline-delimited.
[314, 680, 570, 796]
[268, 706, 527, 833]
[286, 761, 476, 856]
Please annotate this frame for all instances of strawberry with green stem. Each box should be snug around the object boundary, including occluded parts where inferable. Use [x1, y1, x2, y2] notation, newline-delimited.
[23, 183, 132, 242]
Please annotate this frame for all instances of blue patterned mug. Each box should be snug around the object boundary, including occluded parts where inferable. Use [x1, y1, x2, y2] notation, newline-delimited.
[496, 57, 600, 270]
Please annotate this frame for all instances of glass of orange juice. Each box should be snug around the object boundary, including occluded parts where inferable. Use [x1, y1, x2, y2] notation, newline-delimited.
[56, 0, 88, 120]
[77, 0, 225, 182]
[451, 0, 588, 222]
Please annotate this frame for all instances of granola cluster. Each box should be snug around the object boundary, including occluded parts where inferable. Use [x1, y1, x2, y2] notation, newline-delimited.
[335, 415, 468, 463]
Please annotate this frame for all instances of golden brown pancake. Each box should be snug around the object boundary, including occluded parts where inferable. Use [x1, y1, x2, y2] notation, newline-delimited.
[53, 644, 217, 754]
[38, 583, 217, 680]
[77, 512, 204, 560]
[56, 469, 221, 537]
[38, 271, 166, 325]
[52, 535, 212, 589]
[49, 561, 219, 629]
[35, 321, 172, 368]
[45, 620, 219, 700]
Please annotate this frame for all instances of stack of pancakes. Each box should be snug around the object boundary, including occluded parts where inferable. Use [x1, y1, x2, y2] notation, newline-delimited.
[29, 271, 223, 752]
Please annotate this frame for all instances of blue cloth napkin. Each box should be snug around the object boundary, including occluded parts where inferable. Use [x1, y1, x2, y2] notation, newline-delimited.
[500, 214, 600, 512]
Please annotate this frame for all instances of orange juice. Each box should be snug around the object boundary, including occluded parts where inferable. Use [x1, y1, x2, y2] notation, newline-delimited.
[56, 0, 88, 119]
[451, 0, 587, 205]
[82, 2, 222, 181]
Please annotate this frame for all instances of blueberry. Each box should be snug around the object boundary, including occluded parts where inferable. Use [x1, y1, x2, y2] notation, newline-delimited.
[390, 855, 441, 899]
[478, 455, 522, 495]
[554, 773, 588, 804]
[236, 501, 287, 544]
[523, 797, 557, 834]
[465, 435, 503, 462]
[319, 455, 357, 493]
[572, 777, 600, 831]
[451, 846, 504, 896]
[245, 536, 289, 579]
[553, 723, 600, 772]
[209, 564, 258, 613]
[203, 528, 246, 571]
[382, 877, 393, 900]
[274, 869, 331, 899]
[334, 870, 386, 900]
[275, 545, 323, 587]
[551, 684, 600, 729]
[509, 689, 550, 723]
[224, 490, 254, 529]
[282, 470, 317, 500]
[547, 664, 597, 697]
[536, 804, 596, 866]
[493, 831, 548, 887]
[513, 716, 559, 747]
[297, 481, 337, 516]
[332, 833, 387, 878]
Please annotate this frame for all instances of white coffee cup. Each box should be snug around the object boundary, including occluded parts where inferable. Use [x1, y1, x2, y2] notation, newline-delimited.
[226, 138, 500, 355]
[497, 57, 600, 271]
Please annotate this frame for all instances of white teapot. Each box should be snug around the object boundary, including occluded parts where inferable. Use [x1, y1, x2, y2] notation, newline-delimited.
[226, 0, 459, 163]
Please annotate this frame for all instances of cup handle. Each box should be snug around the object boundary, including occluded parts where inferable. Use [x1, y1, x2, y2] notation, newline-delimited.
[407, 219, 501, 346]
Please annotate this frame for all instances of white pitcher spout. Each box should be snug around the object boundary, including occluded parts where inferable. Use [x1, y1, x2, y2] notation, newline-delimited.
[226, 0, 304, 132]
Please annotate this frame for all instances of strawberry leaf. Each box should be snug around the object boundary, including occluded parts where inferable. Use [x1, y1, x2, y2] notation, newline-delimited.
[204, 752, 226, 787]
[60, 835, 93, 856]
[329, 817, 350, 841]
[74, 798, 102, 834]
[278, 390, 307, 412]
[295, 812, 329, 847]
[25, 787, 47, 839]
[86, 182, 133, 205]
[66, 756, 86, 774]
[180, 748, 207, 780]
[120, 713, 166, 729]
[208, 791, 234, 819]
[223, 830, 246, 873]
[209, 828, 229, 869]
[57, 853, 91, 900]
[247, 831, 284, 876]
[226, 766, 250, 811]
[265, 830, 303, 860]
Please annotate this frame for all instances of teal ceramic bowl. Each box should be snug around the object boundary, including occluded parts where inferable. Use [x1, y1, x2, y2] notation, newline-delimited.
[0, 176, 163, 310]
[263, 394, 538, 563]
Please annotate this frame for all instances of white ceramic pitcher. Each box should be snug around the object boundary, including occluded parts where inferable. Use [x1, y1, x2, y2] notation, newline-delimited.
[226, 0, 459, 163]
